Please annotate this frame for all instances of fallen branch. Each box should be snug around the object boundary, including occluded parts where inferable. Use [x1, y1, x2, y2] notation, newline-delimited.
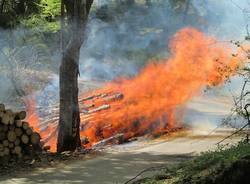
[124, 166, 167, 184]
[92, 133, 124, 148]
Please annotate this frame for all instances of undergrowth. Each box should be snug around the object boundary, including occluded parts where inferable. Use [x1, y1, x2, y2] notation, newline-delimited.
[132, 140, 250, 184]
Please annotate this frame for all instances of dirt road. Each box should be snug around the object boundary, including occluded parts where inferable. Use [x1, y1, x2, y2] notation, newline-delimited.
[0, 128, 240, 184]
[0, 95, 239, 184]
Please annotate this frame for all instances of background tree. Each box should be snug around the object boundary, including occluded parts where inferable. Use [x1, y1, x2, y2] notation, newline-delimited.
[57, 0, 93, 152]
[0, 0, 40, 27]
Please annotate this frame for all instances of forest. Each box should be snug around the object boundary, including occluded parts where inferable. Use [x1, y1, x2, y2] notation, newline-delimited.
[0, 0, 249, 184]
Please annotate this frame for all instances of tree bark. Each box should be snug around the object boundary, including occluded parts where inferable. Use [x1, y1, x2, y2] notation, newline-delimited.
[57, 0, 93, 152]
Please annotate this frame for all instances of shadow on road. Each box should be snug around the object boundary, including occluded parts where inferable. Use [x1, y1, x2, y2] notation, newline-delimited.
[0, 152, 193, 184]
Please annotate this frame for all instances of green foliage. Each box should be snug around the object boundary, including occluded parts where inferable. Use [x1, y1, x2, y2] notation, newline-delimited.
[175, 142, 250, 183]
[39, 0, 61, 20]
[21, 0, 60, 33]
[0, 0, 60, 31]
[0, 0, 40, 28]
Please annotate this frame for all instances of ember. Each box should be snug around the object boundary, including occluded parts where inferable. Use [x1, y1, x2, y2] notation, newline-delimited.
[27, 28, 246, 152]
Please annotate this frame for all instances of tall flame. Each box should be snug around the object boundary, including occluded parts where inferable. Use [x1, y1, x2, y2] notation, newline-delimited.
[25, 97, 40, 132]
[80, 27, 245, 144]
[25, 96, 57, 152]
[26, 28, 246, 151]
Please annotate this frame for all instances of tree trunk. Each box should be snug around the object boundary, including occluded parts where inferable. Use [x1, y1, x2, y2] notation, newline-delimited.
[57, 44, 81, 152]
[57, 0, 93, 152]
[16, 0, 26, 15]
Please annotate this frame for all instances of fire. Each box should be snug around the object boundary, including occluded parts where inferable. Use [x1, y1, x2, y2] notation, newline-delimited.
[26, 27, 246, 151]
[25, 97, 40, 132]
[79, 27, 245, 144]
[25, 96, 57, 152]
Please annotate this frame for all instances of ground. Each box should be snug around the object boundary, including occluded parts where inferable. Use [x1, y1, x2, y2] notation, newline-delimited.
[0, 129, 240, 184]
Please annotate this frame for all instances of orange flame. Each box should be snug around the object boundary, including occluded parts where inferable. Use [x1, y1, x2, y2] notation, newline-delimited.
[25, 97, 40, 132]
[25, 27, 246, 151]
[79, 27, 245, 145]
[25, 96, 57, 152]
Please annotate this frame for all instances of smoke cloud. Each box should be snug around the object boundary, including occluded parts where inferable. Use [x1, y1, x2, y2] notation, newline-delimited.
[0, 0, 249, 125]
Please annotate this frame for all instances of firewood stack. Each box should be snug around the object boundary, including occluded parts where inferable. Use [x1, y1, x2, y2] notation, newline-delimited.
[0, 104, 41, 160]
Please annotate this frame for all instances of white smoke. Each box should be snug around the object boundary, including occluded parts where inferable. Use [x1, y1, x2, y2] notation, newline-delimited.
[1, 0, 249, 118]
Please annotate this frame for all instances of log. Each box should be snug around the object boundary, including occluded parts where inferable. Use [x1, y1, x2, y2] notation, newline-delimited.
[3, 125, 8, 132]
[104, 93, 124, 101]
[30, 132, 40, 145]
[8, 142, 14, 148]
[8, 124, 15, 131]
[21, 134, 29, 144]
[14, 146, 22, 155]
[0, 144, 3, 151]
[83, 103, 95, 108]
[14, 138, 20, 146]
[3, 140, 9, 147]
[92, 133, 124, 148]
[14, 128, 23, 137]
[9, 116, 15, 125]
[0, 124, 4, 132]
[26, 128, 33, 136]
[88, 104, 110, 114]
[17, 153, 22, 158]
[1, 112, 10, 125]
[0, 104, 43, 160]
[1, 110, 15, 125]
[0, 132, 5, 140]
[0, 152, 4, 157]
[15, 120, 23, 127]
[4, 110, 15, 125]
[7, 131, 16, 142]
[3, 147, 9, 156]
[82, 95, 96, 101]
[15, 111, 26, 120]
[11, 149, 15, 154]
[22, 122, 29, 130]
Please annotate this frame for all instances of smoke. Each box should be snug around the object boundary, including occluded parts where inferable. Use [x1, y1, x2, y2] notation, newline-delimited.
[76, 0, 250, 130]
[0, 0, 249, 129]
[80, 0, 250, 80]
[0, 27, 60, 108]
[201, 0, 247, 34]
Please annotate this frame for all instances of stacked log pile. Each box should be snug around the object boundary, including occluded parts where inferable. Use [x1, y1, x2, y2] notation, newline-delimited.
[0, 104, 41, 160]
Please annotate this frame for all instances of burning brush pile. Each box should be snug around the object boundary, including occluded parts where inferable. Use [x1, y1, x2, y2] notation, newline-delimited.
[31, 28, 247, 152]
[79, 91, 183, 148]
[0, 104, 41, 161]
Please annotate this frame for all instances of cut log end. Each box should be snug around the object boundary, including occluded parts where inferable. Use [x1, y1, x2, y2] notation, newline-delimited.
[21, 134, 29, 144]
[7, 131, 16, 142]
[15, 111, 26, 120]
[30, 132, 41, 145]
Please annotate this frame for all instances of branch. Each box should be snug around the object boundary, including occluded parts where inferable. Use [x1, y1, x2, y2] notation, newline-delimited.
[216, 123, 249, 145]
[124, 166, 167, 184]
[216, 103, 250, 145]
